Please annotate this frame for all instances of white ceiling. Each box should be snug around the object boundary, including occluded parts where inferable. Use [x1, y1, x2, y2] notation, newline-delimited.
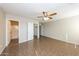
[0, 3, 79, 22]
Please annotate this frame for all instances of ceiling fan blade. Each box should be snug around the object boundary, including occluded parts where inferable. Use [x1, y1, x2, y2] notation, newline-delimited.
[48, 17, 53, 19]
[49, 13, 57, 16]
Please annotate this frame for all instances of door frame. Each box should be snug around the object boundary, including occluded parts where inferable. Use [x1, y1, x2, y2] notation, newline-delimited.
[6, 19, 20, 46]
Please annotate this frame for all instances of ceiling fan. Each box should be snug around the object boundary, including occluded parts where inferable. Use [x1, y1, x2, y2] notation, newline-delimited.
[37, 11, 57, 21]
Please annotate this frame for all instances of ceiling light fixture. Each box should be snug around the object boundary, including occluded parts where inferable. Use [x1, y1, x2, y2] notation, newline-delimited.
[43, 17, 49, 21]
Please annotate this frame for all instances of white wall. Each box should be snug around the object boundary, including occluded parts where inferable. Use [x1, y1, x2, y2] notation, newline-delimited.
[19, 17, 39, 42]
[19, 17, 28, 43]
[42, 15, 79, 45]
[0, 8, 6, 54]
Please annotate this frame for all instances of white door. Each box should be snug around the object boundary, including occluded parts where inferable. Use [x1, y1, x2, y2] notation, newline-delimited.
[28, 22, 34, 40]
[37, 24, 40, 39]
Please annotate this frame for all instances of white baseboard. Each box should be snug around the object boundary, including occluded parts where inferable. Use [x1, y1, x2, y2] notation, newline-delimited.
[42, 35, 79, 45]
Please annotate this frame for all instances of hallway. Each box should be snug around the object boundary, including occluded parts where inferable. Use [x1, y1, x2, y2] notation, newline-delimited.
[1, 36, 79, 56]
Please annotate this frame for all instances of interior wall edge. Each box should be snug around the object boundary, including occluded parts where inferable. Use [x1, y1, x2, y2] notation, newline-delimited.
[0, 8, 6, 54]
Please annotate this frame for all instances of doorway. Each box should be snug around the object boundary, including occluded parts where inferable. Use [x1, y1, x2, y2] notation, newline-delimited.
[34, 24, 38, 39]
[34, 24, 40, 39]
[28, 22, 40, 41]
[9, 20, 19, 46]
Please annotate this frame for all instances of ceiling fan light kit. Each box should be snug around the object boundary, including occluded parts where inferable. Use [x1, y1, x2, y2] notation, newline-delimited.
[43, 17, 49, 21]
